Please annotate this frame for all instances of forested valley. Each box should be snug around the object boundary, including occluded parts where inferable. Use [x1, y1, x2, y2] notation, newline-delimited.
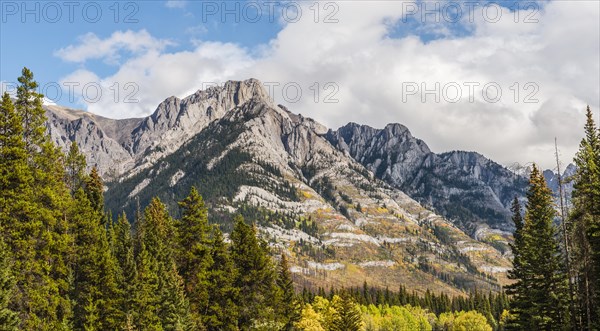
[1, 69, 599, 330]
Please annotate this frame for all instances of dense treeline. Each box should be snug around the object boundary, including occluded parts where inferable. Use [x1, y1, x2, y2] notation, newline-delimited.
[506, 106, 600, 330]
[300, 285, 508, 330]
[295, 295, 495, 331]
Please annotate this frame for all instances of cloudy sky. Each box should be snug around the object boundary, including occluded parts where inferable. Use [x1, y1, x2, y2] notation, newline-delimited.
[1, 0, 599, 169]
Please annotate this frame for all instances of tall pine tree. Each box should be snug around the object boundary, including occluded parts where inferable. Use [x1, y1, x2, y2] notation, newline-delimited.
[85, 167, 104, 214]
[230, 215, 277, 329]
[135, 198, 194, 330]
[506, 197, 526, 330]
[570, 105, 600, 329]
[331, 293, 363, 331]
[508, 164, 570, 330]
[70, 189, 122, 331]
[112, 213, 137, 326]
[276, 253, 301, 330]
[204, 226, 238, 331]
[8, 68, 74, 330]
[0, 238, 19, 331]
[65, 141, 86, 195]
[176, 187, 213, 325]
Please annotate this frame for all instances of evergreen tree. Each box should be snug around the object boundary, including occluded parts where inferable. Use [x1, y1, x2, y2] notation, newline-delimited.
[176, 187, 212, 325]
[331, 293, 362, 331]
[570, 105, 600, 329]
[204, 227, 238, 331]
[0, 92, 31, 224]
[230, 215, 276, 329]
[276, 253, 301, 330]
[0, 238, 19, 331]
[136, 198, 194, 330]
[70, 189, 122, 330]
[65, 141, 86, 195]
[15, 67, 46, 155]
[0, 91, 32, 244]
[4, 68, 74, 330]
[112, 213, 137, 325]
[505, 197, 525, 330]
[133, 240, 162, 330]
[85, 167, 104, 214]
[508, 165, 570, 330]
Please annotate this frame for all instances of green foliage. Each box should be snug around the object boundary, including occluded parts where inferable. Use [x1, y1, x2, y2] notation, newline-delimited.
[70, 189, 122, 330]
[204, 227, 238, 330]
[230, 215, 277, 329]
[436, 310, 492, 331]
[2, 68, 74, 330]
[136, 198, 194, 330]
[85, 167, 104, 214]
[508, 165, 570, 330]
[15, 67, 46, 154]
[0, 238, 19, 331]
[276, 254, 301, 330]
[297, 296, 494, 331]
[65, 141, 87, 194]
[176, 187, 212, 326]
[331, 294, 363, 331]
[112, 213, 137, 326]
[569, 105, 600, 329]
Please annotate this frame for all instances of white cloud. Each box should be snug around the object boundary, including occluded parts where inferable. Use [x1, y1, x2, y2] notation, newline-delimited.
[54, 30, 174, 64]
[165, 1, 187, 9]
[56, 1, 599, 169]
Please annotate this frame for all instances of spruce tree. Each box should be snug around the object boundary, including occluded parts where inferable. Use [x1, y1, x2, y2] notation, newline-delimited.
[133, 241, 161, 330]
[112, 213, 137, 324]
[176, 187, 213, 324]
[508, 165, 570, 330]
[505, 197, 526, 330]
[570, 106, 600, 329]
[204, 227, 238, 331]
[230, 215, 276, 328]
[276, 253, 301, 330]
[85, 167, 104, 214]
[65, 141, 86, 195]
[7, 68, 74, 330]
[0, 92, 32, 236]
[331, 293, 363, 331]
[70, 189, 121, 330]
[136, 198, 194, 330]
[15, 67, 46, 155]
[0, 238, 19, 331]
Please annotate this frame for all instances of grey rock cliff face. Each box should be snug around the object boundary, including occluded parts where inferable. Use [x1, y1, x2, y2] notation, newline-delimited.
[45, 79, 269, 180]
[44, 79, 519, 291]
[326, 123, 529, 233]
[46, 78, 534, 234]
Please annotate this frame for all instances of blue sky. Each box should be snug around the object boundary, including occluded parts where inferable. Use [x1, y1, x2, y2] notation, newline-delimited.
[1, 0, 525, 98]
[1, 1, 281, 91]
[1, 1, 599, 168]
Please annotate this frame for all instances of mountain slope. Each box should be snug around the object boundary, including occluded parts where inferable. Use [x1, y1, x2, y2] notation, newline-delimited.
[104, 86, 511, 294]
[45, 79, 269, 180]
[45, 80, 514, 294]
[326, 123, 529, 235]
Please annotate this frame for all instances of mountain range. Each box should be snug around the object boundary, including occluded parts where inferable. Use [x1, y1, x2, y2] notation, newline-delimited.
[43, 79, 569, 294]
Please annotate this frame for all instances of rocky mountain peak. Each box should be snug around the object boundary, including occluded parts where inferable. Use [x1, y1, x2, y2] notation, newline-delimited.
[45, 79, 276, 179]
